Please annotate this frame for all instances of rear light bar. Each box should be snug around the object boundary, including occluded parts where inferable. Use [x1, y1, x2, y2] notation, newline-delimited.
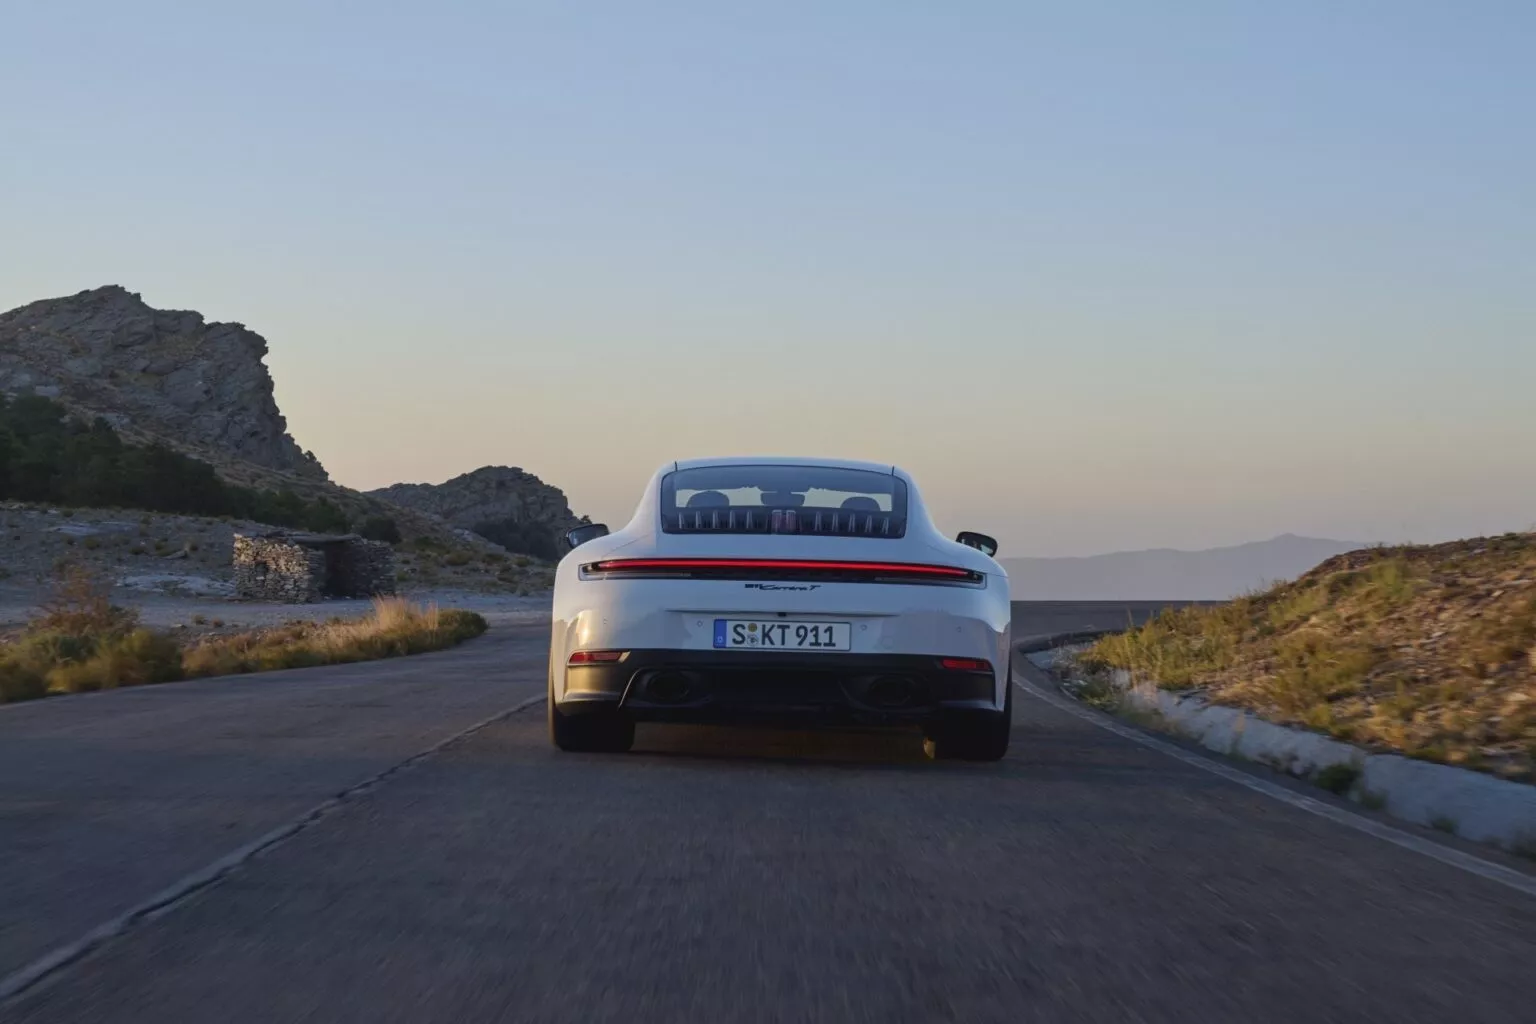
[939, 657, 992, 672]
[581, 558, 985, 585]
[568, 650, 626, 665]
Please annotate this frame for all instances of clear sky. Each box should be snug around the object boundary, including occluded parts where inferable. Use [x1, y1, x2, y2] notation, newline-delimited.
[3, 1, 1532, 556]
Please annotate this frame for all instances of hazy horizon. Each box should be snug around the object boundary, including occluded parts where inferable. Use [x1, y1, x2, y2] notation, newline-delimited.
[4, 3, 1533, 557]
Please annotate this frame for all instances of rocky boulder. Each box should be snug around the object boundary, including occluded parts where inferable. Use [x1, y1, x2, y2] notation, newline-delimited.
[369, 467, 583, 559]
[0, 286, 325, 480]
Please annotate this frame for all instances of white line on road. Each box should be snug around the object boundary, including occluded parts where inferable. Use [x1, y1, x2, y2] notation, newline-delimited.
[0, 694, 550, 1006]
[1013, 671, 1536, 900]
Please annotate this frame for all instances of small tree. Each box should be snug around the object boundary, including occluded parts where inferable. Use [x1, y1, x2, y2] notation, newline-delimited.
[358, 515, 403, 544]
[33, 562, 138, 639]
[0, 422, 14, 499]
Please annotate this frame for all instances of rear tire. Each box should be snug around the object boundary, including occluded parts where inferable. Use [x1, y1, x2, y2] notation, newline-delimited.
[548, 677, 635, 753]
[924, 671, 1012, 762]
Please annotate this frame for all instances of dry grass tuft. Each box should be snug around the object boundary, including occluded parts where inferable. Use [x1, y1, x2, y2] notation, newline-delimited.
[181, 597, 487, 678]
[1, 575, 488, 704]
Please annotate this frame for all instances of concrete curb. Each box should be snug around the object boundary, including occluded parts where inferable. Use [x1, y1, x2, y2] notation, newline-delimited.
[1024, 644, 1536, 856]
[1013, 628, 1117, 655]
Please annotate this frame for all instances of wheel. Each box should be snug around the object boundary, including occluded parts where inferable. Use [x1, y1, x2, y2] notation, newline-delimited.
[548, 676, 635, 753]
[924, 672, 1012, 762]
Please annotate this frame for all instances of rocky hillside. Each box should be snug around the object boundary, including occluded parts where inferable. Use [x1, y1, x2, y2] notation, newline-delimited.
[1082, 532, 1536, 780]
[0, 286, 580, 562]
[370, 467, 584, 559]
[0, 286, 324, 480]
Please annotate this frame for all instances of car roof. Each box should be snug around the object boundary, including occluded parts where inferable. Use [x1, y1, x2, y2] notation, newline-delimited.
[670, 456, 897, 475]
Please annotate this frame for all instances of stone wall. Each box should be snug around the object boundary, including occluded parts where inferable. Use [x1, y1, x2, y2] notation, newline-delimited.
[233, 533, 397, 603]
[233, 535, 324, 602]
[350, 539, 397, 598]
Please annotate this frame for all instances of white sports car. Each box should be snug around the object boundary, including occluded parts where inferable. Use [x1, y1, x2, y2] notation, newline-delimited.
[547, 457, 1012, 760]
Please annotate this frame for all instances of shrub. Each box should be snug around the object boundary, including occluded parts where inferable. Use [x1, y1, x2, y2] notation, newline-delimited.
[440, 609, 489, 642]
[1314, 762, 1361, 796]
[46, 629, 184, 693]
[14, 629, 97, 666]
[0, 657, 48, 703]
[358, 516, 403, 544]
[34, 564, 137, 637]
[444, 551, 472, 567]
[0, 564, 177, 698]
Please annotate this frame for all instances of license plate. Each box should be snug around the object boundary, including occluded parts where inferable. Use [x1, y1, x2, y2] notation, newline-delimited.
[713, 619, 851, 651]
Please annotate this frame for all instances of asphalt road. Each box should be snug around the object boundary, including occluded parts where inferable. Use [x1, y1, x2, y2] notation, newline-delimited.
[3, 602, 1535, 1022]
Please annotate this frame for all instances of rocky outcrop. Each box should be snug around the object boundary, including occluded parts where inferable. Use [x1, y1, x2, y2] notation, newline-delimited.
[0, 286, 326, 480]
[369, 467, 583, 559]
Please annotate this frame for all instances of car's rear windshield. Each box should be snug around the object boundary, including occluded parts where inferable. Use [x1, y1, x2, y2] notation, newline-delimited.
[661, 465, 908, 537]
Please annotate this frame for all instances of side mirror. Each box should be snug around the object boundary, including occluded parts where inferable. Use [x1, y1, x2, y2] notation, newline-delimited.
[956, 531, 998, 557]
[563, 523, 610, 550]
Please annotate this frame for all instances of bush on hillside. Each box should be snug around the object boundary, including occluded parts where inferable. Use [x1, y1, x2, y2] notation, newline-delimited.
[358, 515, 403, 544]
[469, 517, 559, 561]
[0, 394, 349, 532]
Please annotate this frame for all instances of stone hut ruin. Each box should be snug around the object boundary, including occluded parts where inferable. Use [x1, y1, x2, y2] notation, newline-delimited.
[232, 532, 397, 603]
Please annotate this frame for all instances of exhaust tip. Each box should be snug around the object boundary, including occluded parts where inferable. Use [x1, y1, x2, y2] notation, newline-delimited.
[864, 675, 915, 708]
[645, 672, 693, 703]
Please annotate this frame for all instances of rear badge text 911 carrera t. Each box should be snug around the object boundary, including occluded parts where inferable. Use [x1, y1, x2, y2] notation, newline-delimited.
[713, 619, 853, 650]
[743, 583, 820, 591]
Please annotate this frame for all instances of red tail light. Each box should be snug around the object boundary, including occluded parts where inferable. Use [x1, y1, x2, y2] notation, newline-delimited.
[568, 650, 625, 665]
[582, 558, 983, 585]
[939, 657, 992, 672]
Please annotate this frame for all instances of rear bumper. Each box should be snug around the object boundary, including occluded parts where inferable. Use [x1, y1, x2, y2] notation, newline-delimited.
[559, 649, 999, 728]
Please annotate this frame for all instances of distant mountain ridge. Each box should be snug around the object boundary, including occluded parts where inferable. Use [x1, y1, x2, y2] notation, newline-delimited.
[1001, 534, 1366, 601]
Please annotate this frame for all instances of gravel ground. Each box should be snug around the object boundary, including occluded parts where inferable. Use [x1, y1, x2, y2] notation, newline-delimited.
[0, 501, 554, 638]
[0, 581, 551, 637]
